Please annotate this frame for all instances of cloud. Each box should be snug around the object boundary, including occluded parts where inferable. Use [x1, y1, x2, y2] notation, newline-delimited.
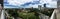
[4, 0, 40, 8]
[46, 1, 57, 8]
[21, 1, 40, 6]
[4, 0, 57, 8]
[7, 0, 33, 5]
[4, 6, 19, 8]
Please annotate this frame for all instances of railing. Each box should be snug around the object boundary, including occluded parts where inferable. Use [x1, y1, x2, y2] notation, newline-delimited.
[1, 10, 4, 19]
[50, 9, 57, 19]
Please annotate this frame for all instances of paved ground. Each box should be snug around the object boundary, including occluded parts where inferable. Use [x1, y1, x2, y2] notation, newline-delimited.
[54, 9, 60, 19]
[56, 9, 60, 19]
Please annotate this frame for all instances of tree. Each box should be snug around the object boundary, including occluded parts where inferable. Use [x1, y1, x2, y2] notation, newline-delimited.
[8, 9, 19, 19]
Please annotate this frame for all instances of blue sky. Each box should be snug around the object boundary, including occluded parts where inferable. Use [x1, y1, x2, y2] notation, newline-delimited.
[4, 0, 57, 8]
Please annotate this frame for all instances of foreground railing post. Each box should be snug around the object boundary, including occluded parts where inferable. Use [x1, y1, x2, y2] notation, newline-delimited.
[50, 9, 57, 19]
[1, 10, 4, 19]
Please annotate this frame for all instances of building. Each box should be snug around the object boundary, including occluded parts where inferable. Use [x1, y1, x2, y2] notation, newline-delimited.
[38, 5, 45, 10]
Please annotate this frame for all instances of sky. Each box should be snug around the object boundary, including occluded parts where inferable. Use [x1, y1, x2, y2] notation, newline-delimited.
[4, 0, 57, 8]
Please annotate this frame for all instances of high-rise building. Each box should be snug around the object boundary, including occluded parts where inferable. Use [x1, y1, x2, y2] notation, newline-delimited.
[44, 4, 46, 8]
[57, 0, 60, 9]
[38, 5, 46, 10]
[38, 5, 42, 10]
